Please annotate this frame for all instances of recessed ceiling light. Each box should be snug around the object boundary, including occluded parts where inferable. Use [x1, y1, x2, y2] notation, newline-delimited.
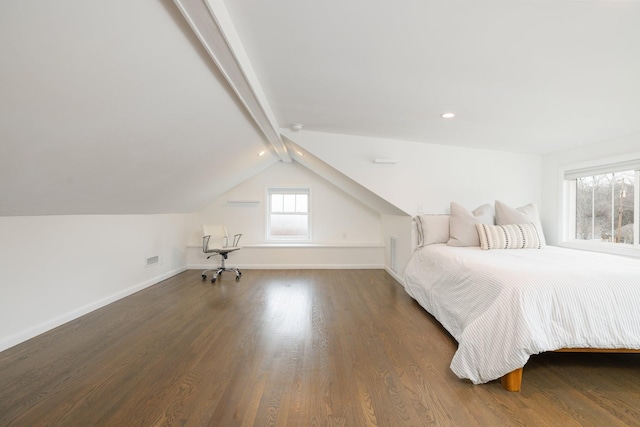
[258, 150, 266, 157]
[441, 112, 455, 119]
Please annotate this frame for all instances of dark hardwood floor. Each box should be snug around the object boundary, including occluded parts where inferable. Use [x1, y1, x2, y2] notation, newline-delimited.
[1, 269, 639, 426]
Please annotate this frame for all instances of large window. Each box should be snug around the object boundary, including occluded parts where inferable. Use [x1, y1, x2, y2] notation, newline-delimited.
[564, 160, 639, 251]
[267, 188, 310, 241]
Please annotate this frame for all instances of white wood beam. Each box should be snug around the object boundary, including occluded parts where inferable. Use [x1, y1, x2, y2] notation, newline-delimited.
[173, 0, 291, 162]
[281, 133, 409, 216]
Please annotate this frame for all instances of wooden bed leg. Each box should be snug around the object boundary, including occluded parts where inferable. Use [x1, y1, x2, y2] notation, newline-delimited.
[500, 368, 523, 392]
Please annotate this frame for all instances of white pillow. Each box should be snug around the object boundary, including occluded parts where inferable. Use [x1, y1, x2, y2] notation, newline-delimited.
[476, 223, 543, 250]
[414, 216, 425, 247]
[416, 214, 450, 246]
[495, 200, 546, 246]
[447, 202, 494, 247]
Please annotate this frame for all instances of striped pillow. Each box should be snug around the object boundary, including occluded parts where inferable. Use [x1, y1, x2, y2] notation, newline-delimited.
[475, 223, 542, 250]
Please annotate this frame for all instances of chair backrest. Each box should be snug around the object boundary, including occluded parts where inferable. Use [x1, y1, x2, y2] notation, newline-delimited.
[203, 224, 228, 251]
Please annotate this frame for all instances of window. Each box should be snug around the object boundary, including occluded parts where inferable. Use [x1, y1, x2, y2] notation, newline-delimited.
[564, 160, 640, 252]
[267, 188, 310, 241]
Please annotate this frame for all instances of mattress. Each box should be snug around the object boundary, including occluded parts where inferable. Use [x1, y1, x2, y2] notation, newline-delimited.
[403, 244, 640, 384]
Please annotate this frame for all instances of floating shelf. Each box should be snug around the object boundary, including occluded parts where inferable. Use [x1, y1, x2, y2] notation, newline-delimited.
[227, 200, 260, 204]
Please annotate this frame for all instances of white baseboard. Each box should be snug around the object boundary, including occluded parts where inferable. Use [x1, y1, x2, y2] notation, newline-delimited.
[189, 263, 385, 270]
[384, 266, 405, 286]
[0, 266, 187, 353]
[1, 265, 401, 353]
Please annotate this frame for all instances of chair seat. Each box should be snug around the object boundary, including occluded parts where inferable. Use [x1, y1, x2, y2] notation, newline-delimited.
[204, 246, 241, 254]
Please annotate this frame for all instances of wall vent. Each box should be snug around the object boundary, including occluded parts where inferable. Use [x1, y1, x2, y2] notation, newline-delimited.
[145, 256, 160, 267]
[390, 235, 398, 273]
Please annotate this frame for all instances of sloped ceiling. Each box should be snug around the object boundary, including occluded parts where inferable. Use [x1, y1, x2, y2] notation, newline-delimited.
[225, 0, 640, 154]
[0, 0, 278, 216]
[2, 0, 639, 217]
[283, 138, 408, 216]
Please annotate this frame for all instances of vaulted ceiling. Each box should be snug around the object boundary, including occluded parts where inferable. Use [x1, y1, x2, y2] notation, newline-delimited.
[1, 0, 639, 216]
[0, 0, 277, 215]
[225, 0, 640, 154]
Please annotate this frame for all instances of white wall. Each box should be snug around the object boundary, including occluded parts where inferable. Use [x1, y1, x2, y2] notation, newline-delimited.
[187, 161, 384, 268]
[381, 214, 413, 282]
[541, 132, 640, 245]
[0, 214, 188, 352]
[195, 245, 384, 270]
[0, 132, 547, 351]
[283, 130, 543, 277]
[283, 130, 543, 216]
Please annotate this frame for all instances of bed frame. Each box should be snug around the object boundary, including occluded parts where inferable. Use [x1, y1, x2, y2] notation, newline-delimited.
[500, 348, 640, 392]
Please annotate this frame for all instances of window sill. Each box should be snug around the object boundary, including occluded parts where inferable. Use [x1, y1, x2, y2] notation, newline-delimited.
[244, 243, 383, 248]
[188, 243, 383, 249]
[559, 240, 640, 259]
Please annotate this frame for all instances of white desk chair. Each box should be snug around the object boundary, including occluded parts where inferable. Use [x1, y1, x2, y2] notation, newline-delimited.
[201, 224, 242, 283]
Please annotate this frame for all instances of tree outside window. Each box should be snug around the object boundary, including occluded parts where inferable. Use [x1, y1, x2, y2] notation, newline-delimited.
[575, 170, 635, 244]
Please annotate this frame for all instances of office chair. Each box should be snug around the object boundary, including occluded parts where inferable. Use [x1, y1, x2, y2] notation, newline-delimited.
[201, 224, 242, 283]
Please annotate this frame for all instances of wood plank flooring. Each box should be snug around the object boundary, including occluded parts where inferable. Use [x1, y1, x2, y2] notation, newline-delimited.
[1, 269, 639, 426]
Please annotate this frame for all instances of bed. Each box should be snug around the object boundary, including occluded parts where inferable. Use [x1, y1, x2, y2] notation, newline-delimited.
[404, 234, 640, 392]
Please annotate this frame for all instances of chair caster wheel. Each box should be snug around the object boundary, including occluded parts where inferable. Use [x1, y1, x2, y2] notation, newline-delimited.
[202, 274, 206, 280]
[211, 278, 216, 283]
[235, 276, 240, 282]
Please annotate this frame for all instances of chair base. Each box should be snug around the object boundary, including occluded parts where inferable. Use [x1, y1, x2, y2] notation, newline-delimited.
[201, 266, 241, 283]
[201, 254, 241, 283]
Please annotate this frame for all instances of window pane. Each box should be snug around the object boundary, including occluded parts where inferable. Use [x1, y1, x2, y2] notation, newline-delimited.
[593, 173, 613, 242]
[268, 188, 310, 240]
[283, 194, 296, 212]
[613, 171, 635, 244]
[270, 214, 308, 237]
[579, 171, 635, 244]
[271, 194, 283, 213]
[576, 177, 594, 240]
[296, 194, 308, 213]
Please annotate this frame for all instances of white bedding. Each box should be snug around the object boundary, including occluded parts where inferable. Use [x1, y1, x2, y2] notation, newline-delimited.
[403, 244, 640, 384]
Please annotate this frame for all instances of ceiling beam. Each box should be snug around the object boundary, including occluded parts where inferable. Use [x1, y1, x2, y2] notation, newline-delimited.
[173, 0, 291, 162]
[282, 134, 409, 216]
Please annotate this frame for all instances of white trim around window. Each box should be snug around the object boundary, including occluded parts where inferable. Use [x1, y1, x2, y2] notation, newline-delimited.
[266, 187, 311, 242]
[559, 152, 640, 258]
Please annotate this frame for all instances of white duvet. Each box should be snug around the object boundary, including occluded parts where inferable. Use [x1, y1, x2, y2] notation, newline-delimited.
[403, 244, 640, 384]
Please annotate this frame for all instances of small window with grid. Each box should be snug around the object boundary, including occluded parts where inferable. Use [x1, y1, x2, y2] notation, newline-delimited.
[267, 188, 310, 241]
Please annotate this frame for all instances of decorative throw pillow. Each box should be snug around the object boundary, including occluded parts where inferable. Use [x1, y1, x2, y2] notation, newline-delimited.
[416, 214, 450, 246]
[447, 202, 494, 247]
[495, 201, 546, 246]
[476, 223, 543, 250]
